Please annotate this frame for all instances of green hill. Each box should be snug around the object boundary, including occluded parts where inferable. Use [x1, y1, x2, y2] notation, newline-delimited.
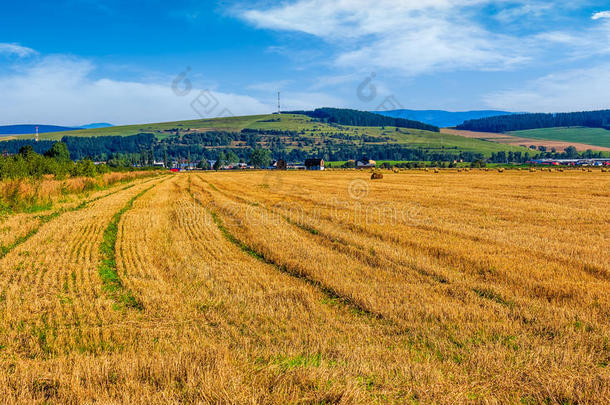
[2, 115, 269, 141]
[509, 127, 610, 149]
[0, 113, 538, 165]
[2, 114, 527, 156]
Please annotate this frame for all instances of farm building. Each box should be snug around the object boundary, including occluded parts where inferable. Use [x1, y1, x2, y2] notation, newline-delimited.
[304, 158, 325, 170]
[272, 159, 287, 170]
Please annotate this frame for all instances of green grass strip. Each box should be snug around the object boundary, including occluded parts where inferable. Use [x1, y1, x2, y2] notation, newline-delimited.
[206, 205, 382, 320]
[0, 184, 137, 260]
[98, 185, 155, 311]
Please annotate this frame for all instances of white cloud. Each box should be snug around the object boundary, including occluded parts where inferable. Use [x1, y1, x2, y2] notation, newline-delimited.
[238, 0, 610, 79]
[0, 43, 37, 58]
[238, 0, 530, 75]
[0, 56, 273, 126]
[494, 2, 554, 22]
[592, 11, 610, 20]
[246, 79, 293, 92]
[483, 64, 610, 112]
[0, 55, 346, 126]
[279, 91, 345, 111]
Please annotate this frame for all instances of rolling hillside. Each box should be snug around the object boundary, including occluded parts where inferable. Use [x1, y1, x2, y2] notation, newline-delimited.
[1, 115, 270, 141]
[442, 128, 610, 152]
[1, 113, 530, 160]
[509, 127, 610, 149]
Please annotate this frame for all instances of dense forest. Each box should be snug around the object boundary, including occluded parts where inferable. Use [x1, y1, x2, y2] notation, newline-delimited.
[285, 108, 440, 132]
[456, 109, 610, 132]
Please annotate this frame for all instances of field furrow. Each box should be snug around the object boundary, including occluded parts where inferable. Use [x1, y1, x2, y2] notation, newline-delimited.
[0, 176, 167, 358]
[0, 170, 607, 403]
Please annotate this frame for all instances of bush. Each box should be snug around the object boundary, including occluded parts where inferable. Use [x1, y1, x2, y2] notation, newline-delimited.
[470, 159, 487, 168]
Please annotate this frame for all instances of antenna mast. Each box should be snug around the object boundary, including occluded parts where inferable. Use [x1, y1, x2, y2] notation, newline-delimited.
[35, 126, 39, 142]
[277, 91, 281, 115]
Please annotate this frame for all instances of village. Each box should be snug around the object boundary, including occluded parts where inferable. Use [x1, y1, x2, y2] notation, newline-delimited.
[167, 157, 379, 172]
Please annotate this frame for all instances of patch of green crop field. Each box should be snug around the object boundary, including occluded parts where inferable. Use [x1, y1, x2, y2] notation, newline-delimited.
[510, 127, 610, 148]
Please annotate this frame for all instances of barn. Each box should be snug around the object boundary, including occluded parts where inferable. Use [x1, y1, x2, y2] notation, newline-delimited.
[275, 159, 287, 170]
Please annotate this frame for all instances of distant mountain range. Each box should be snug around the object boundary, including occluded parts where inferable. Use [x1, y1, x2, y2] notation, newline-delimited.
[373, 110, 517, 128]
[0, 123, 113, 137]
[80, 123, 113, 129]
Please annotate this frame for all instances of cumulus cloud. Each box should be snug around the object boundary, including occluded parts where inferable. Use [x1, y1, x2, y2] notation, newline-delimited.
[0, 56, 273, 126]
[483, 64, 610, 112]
[0, 43, 37, 58]
[0, 55, 346, 126]
[238, 0, 610, 79]
[238, 0, 530, 75]
[592, 11, 610, 20]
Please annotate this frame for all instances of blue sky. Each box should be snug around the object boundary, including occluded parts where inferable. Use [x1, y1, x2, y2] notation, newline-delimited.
[2, 0, 610, 125]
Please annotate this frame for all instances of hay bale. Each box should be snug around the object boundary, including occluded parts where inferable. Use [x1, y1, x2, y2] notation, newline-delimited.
[371, 172, 384, 180]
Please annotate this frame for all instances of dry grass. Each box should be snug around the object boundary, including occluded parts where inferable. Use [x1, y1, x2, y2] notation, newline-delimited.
[0, 171, 160, 214]
[0, 170, 608, 403]
[0, 172, 160, 255]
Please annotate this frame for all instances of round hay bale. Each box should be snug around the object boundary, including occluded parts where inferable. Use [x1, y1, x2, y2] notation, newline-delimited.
[371, 172, 384, 180]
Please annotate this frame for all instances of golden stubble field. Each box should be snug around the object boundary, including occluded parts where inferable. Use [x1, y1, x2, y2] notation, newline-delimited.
[0, 169, 608, 403]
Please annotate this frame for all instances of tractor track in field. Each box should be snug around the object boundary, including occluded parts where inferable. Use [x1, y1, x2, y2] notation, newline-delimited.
[202, 178, 452, 286]
[97, 182, 162, 311]
[197, 179, 529, 315]
[0, 176, 163, 261]
[197, 176, 610, 336]
[226, 179, 609, 281]
[206, 177, 609, 304]
[187, 180, 389, 324]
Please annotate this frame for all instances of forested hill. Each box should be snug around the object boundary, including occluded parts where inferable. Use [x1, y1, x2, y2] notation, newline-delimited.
[286, 108, 439, 132]
[456, 109, 610, 132]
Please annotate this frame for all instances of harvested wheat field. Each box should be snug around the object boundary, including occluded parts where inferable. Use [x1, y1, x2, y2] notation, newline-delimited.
[0, 170, 608, 403]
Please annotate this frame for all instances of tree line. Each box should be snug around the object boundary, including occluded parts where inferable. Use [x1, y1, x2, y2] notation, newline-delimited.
[0, 143, 110, 180]
[285, 108, 440, 132]
[488, 147, 606, 163]
[456, 109, 610, 132]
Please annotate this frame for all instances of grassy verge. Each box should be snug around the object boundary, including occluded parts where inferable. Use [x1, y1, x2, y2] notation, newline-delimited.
[98, 185, 156, 310]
